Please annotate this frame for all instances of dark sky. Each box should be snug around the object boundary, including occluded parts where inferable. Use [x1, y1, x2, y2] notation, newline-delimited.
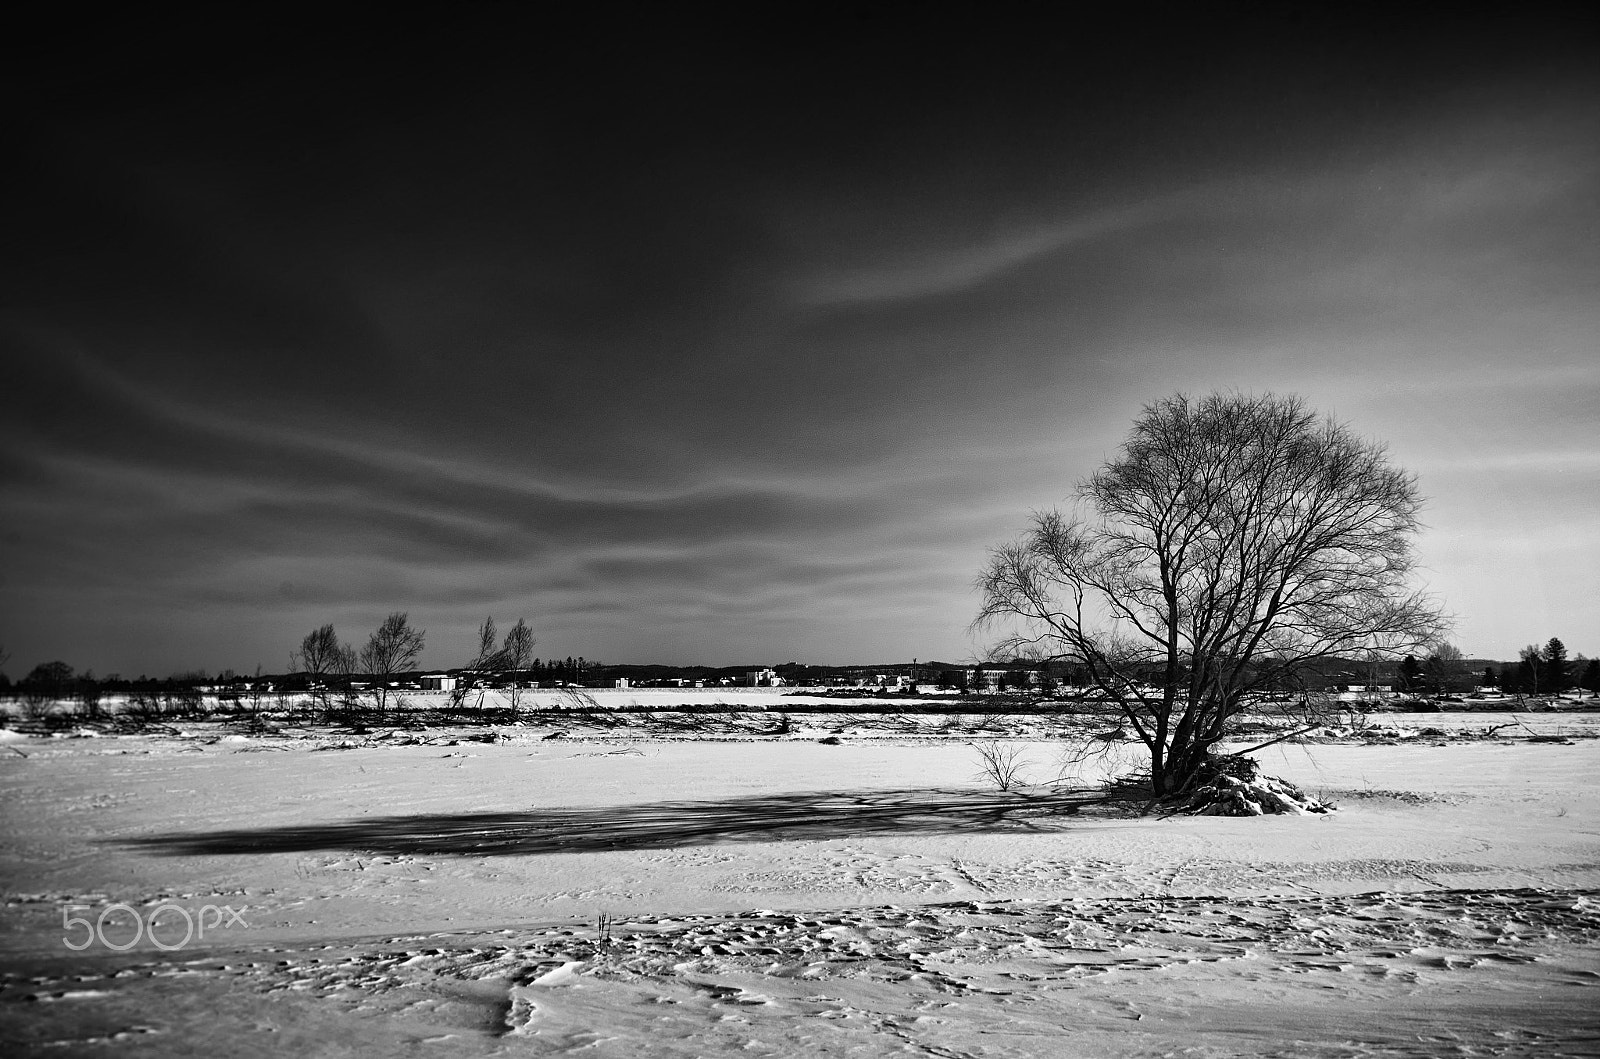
[3, 12, 1597, 677]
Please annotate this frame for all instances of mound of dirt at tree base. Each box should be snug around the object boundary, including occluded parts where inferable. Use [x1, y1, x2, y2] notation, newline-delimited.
[1172, 773, 1334, 816]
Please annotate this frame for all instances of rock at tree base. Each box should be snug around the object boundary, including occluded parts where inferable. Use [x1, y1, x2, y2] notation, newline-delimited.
[1173, 773, 1334, 816]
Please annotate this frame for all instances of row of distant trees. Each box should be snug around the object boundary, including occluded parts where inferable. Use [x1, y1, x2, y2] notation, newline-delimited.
[1392, 637, 1597, 696]
[0, 614, 547, 723]
[290, 613, 427, 713]
[289, 613, 554, 716]
[1492, 637, 1596, 695]
[0, 645, 224, 721]
[3, 626, 1593, 725]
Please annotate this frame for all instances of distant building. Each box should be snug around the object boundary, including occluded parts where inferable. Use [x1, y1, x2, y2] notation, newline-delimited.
[615, 678, 630, 689]
[747, 669, 780, 687]
[420, 674, 457, 692]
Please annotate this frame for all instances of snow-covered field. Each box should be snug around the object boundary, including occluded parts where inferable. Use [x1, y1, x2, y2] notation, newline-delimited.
[2, 714, 1597, 1056]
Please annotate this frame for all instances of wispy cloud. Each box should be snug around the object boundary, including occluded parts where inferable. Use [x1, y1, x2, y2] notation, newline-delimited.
[792, 201, 1169, 308]
[1416, 450, 1600, 474]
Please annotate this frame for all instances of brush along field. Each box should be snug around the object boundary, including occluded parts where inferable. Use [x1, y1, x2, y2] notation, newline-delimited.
[2, 703, 1598, 1057]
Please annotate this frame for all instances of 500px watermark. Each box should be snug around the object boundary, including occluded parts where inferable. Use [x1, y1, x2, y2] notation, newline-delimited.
[62, 903, 248, 951]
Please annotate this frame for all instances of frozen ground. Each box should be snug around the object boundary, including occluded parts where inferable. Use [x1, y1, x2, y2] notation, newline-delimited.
[1, 712, 1597, 1056]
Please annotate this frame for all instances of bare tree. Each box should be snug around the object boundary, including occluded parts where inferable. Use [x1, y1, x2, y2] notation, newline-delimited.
[457, 616, 537, 718]
[246, 665, 267, 722]
[501, 619, 536, 719]
[473, 616, 501, 671]
[359, 613, 426, 712]
[293, 624, 351, 717]
[1424, 641, 1464, 695]
[452, 616, 506, 713]
[1518, 644, 1544, 697]
[976, 392, 1447, 798]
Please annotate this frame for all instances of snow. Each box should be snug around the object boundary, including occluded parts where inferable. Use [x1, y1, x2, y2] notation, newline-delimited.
[1, 713, 1597, 1056]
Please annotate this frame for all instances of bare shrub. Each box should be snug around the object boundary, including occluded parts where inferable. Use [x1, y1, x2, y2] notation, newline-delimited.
[78, 674, 104, 721]
[556, 685, 602, 712]
[169, 677, 211, 719]
[20, 694, 56, 724]
[123, 691, 164, 724]
[243, 668, 268, 722]
[972, 740, 1031, 791]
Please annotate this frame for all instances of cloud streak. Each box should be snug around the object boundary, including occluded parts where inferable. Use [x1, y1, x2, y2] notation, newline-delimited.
[794, 201, 1170, 307]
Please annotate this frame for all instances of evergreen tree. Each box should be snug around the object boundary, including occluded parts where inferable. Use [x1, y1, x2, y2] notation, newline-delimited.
[1581, 658, 1600, 695]
[1482, 665, 1497, 689]
[1543, 637, 1569, 692]
[1398, 655, 1423, 692]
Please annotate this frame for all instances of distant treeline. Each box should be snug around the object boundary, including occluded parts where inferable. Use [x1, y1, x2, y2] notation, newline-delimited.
[3, 641, 1596, 700]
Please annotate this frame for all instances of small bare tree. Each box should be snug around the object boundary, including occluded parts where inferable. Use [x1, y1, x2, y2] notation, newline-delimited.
[976, 392, 1447, 798]
[246, 665, 267, 722]
[293, 624, 351, 717]
[359, 613, 426, 713]
[444, 616, 499, 714]
[501, 619, 536, 719]
[471, 616, 499, 670]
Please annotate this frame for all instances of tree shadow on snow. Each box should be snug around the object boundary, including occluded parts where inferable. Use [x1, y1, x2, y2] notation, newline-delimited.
[119, 787, 1116, 859]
